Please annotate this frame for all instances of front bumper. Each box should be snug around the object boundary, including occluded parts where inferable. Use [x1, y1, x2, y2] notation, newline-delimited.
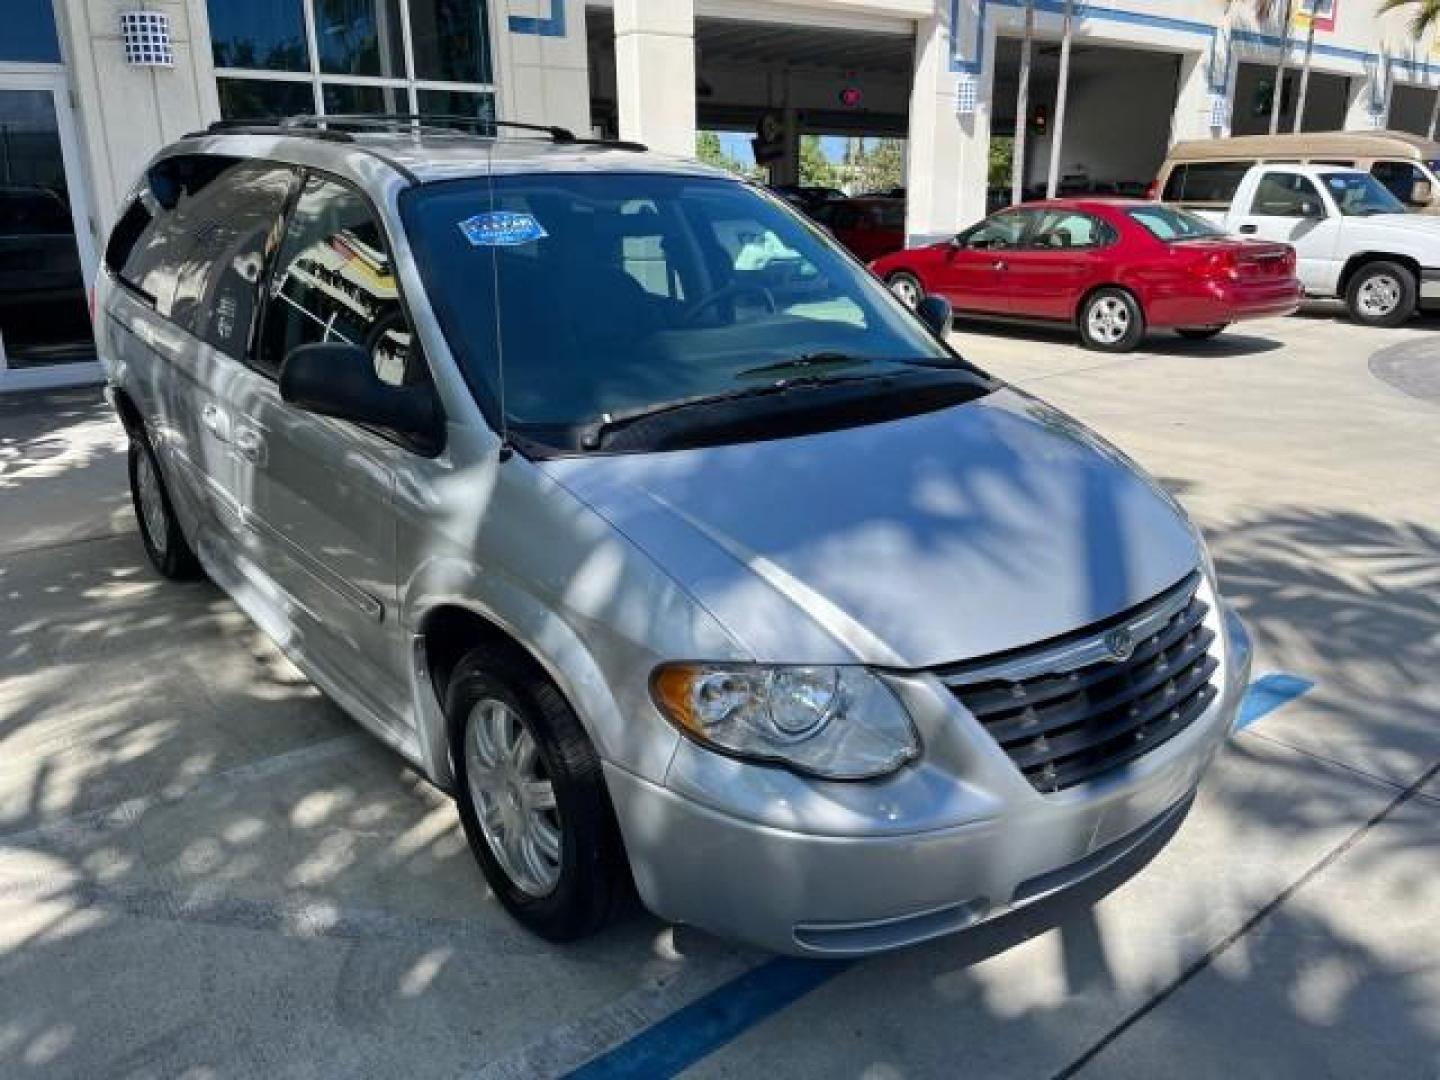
[608, 603, 1253, 958]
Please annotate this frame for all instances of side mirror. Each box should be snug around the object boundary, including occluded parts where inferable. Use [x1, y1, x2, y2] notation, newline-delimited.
[280, 342, 442, 454]
[1411, 179, 1433, 206]
[915, 295, 952, 339]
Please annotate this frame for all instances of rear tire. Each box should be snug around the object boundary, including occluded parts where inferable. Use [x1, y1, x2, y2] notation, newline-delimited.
[1177, 325, 1228, 340]
[887, 271, 923, 309]
[448, 642, 628, 942]
[1345, 261, 1416, 328]
[1079, 288, 1145, 352]
[127, 435, 201, 581]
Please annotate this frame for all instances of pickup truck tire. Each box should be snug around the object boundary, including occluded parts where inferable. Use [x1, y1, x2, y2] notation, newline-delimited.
[448, 642, 629, 942]
[127, 434, 202, 581]
[1177, 325, 1228, 340]
[1079, 288, 1145, 352]
[1346, 262, 1416, 328]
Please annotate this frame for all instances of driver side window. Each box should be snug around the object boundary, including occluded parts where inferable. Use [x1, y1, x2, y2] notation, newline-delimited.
[258, 174, 420, 387]
[1252, 173, 1324, 218]
[964, 210, 1030, 250]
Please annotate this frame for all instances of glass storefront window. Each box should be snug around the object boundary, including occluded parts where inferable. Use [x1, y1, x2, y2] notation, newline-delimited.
[4, 0, 61, 63]
[416, 89, 495, 129]
[410, 0, 492, 85]
[0, 89, 92, 366]
[209, 0, 310, 72]
[314, 0, 406, 78]
[212, 0, 495, 124]
[217, 78, 316, 121]
[322, 83, 410, 116]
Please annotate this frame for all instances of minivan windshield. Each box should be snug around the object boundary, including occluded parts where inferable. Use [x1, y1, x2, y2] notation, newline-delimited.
[401, 172, 984, 453]
[1320, 171, 1407, 216]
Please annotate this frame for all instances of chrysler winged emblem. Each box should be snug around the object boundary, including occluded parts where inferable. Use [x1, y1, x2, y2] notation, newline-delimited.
[1104, 626, 1136, 662]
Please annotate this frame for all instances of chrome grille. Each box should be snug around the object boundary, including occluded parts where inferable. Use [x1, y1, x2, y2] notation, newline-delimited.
[938, 573, 1217, 793]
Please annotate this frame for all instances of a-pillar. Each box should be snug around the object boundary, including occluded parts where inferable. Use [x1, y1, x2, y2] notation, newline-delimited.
[905, 8, 993, 246]
[614, 0, 696, 156]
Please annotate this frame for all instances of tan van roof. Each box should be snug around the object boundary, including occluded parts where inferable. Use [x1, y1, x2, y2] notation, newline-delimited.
[1167, 130, 1440, 163]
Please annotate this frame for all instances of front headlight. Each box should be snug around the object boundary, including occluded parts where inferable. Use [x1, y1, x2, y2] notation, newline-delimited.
[650, 663, 919, 780]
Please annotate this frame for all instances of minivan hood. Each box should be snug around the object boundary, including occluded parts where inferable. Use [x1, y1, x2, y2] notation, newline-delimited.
[541, 389, 1201, 669]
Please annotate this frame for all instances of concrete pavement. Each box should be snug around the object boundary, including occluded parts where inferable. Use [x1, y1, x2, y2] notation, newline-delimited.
[0, 308, 1436, 1077]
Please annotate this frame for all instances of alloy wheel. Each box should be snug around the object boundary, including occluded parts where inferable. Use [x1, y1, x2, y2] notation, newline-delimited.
[1087, 296, 1131, 345]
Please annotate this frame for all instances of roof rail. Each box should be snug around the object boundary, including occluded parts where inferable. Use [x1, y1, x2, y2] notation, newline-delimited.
[198, 113, 647, 152]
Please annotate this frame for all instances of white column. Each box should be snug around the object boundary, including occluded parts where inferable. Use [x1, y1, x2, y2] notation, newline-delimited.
[1343, 72, 1384, 130]
[494, 0, 593, 137]
[52, 0, 220, 233]
[905, 11, 993, 247]
[614, 0, 695, 156]
[1171, 48, 1226, 144]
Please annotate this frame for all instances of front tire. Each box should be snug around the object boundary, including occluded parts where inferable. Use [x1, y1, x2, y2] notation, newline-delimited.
[887, 271, 923, 309]
[127, 435, 201, 580]
[448, 643, 628, 942]
[1177, 325, 1228, 340]
[1079, 288, 1145, 352]
[1346, 261, 1416, 328]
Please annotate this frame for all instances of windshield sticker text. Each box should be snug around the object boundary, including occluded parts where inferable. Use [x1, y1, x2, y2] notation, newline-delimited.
[458, 211, 548, 247]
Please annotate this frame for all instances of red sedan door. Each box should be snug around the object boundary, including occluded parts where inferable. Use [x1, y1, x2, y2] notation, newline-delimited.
[929, 208, 1032, 315]
[1003, 208, 1112, 321]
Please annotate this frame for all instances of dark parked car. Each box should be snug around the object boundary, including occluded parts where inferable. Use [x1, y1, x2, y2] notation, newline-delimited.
[812, 197, 906, 261]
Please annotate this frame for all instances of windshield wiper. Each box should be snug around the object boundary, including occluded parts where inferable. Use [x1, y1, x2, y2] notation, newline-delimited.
[735, 351, 874, 379]
[578, 371, 905, 450]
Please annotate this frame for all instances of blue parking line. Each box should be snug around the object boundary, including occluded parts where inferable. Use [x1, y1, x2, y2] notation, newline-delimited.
[565, 957, 851, 1079]
[1236, 672, 1315, 732]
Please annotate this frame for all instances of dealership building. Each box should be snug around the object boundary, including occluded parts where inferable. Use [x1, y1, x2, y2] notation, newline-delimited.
[2, 0, 1437, 392]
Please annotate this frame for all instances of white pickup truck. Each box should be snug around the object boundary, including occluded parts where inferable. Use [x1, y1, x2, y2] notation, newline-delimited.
[1204, 163, 1440, 327]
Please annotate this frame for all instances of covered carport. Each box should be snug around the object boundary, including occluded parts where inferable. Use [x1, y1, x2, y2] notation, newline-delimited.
[1389, 81, 1439, 139]
[586, 6, 913, 187]
[991, 38, 1184, 206]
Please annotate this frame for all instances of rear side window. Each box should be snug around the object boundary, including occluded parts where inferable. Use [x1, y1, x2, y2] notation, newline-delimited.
[1028, 210, 1113, 250]
[1162, 162, 1252, 204]
[105, 155, 296, 358]
[1252, 172, 1323, 216]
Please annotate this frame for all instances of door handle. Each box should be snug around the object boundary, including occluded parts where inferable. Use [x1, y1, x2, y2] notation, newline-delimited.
[993, 260, 1008, 270]
[1238, 224, 1258, 234]
[233, 427, 266, 465]
[200, 403, 231, 442]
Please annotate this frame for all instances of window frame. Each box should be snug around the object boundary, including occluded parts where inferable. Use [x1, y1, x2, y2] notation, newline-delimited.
[250, 163, 446, 456]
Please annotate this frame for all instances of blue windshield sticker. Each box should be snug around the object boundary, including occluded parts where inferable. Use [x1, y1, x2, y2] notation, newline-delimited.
[458, 211, 548, 247]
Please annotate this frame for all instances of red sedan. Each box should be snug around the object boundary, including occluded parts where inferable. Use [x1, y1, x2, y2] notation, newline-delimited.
[870, 199, 1302, 352]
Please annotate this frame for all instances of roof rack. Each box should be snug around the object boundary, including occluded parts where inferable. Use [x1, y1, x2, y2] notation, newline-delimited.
[197, 113, 647, 152]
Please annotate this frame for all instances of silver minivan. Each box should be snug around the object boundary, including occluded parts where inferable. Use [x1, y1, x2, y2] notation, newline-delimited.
[98, 118, 1252, 957]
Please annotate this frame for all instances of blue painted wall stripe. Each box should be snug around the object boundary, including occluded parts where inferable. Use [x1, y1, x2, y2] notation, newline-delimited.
[1236, 672, 1315, 732]
[565, 957, 850, 1079]
[509, 0, 566, 37]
